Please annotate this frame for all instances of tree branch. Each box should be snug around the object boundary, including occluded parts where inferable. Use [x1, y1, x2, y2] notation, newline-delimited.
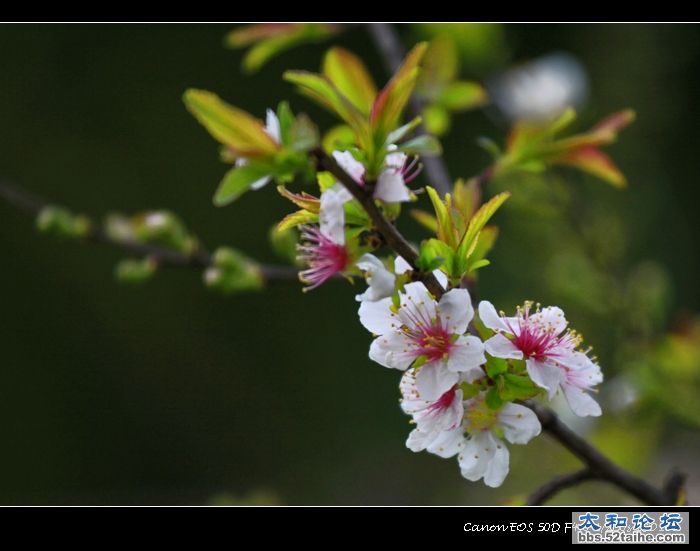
[311, 148, 445, 298]
[528, 401, 684, 505]
[366, 23, 453, 196]
[0, 179, 298, 282]
[527, 468, 599, 505]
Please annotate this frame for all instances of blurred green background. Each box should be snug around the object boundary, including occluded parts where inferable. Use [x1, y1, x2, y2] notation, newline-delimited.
[1, 24, 699, 505]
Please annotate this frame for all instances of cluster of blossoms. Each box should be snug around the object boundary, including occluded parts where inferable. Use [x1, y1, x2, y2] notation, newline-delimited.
[282, 141, 604, 487]
[183, 41, 619, 488]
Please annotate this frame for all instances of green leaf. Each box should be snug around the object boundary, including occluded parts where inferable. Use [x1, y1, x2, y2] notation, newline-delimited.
[184, 89, 279, 156]
[269, 225, 299, 264]
[115, 258, 157, 284]
[467, 226, 498, 272]
[413, 355, 429, 369]
[276, 101, 294, 145]
[456, 192, 510, 266]
[386, 116, 423, 145]
[395, 134, 442, 156]
[420, 37, 459, 92]
[289, 113, 319, 152]
[485, 386, 503, 410]
[316, 171, 336, 193]
[554, 146, 627, 188]
[242, 33, 305, 73]
[410, 209, 438, 233]
[36, 206, 90, 239]
[485, 356, 508, 378]
[422, 104, 450, 136]
[468, 259, 490, 272]
[214, 164, 272, 206]
[322, 47, 377, 114]
[459, 382, 481, 399]
[499, 373, 541, 401]
[204, 247, 264, 294]
[322, 124, 356, 152]
[284, 71, 372, 152]
[425, 186, 457, 248]
[225, 24, 338, 73]
[416, 240, 446, 272]
[370, 42, 428, 141]
[423, 238, 455, 276]
[277, 209, 318, 233]
[439, 81, 488, 111]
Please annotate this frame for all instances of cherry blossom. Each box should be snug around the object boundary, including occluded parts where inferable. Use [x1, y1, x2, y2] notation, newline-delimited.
[359, 282, 485, 400]
[333, 150, 421, 203]
[479, 301, 603, 416]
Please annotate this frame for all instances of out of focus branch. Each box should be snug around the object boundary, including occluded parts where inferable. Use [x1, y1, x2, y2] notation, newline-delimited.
[527, 469, 598, 505]
[528, 402, 686, 505]
[0, 179, 298, 282]
[366, 23, 453, 196]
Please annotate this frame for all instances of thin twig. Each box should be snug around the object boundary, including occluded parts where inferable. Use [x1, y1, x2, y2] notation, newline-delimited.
[0, 179, 298, 282]
[527, 469, 599, 505]
[528, 401, 683, 505]
[312, 148, 445, 297]
[366, 23, 453, 196]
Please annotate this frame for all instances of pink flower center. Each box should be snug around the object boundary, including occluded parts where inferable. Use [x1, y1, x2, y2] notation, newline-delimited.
[513, 325, 559, 360]
[398, 302, 453, 362]
[297, 226, 349, 290]
[418, 325, 452, 361]
[504, 304, 577, 360]
[428, 385, 457, 413]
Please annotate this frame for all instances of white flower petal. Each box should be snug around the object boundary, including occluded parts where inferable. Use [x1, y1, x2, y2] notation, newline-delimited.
[399, 282, 437, 323]
[374, 170, 411, 203]
[406, 428, 429, 452]
[415, 362, 459, 402]
[447, 336, 486, 377]
[392, 256, 447, 289]
[399, 370, 422, 414]
[355, 254, 396, 302]
[437, 288, 473, 334]
[426, 426, 466, 458]
[484, 333, 523, 360]
[385, 151, 408, 169]
[249, 175, 272, 190]
[369, 332, 414, 370]
[530, 306, 567, 335]
[319, 188, 347, 245]
[478, 301, 511, 332]
[459, 431, 507, 485]
[562, 383, 602, 417]
[434, 270, 449, 289]
[358, 297, 395, 335]
[394, 256, 412, 274]
[265, 109, 281, 143]
[559, 351, 604, 387]
[332, 150, 365, 183]
[526, 359, 563, 399]
[498, 403, 542, 444]
[483, 440, 510, 488]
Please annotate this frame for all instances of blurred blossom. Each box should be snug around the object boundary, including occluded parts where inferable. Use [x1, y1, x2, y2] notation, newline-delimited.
[603, 375, 639, 413]
[489, 53, 588, 122]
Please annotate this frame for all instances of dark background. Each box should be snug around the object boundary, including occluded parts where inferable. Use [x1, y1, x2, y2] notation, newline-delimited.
[1, 24, 699, 504]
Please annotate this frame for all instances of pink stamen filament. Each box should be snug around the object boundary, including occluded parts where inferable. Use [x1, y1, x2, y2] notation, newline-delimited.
[297, 226, 349, 290]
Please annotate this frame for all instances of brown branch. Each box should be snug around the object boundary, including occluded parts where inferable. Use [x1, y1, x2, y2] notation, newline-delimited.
[527, 469, 598, 505]
[366, 23, 452, 196]
[0, 179, 298, 283]
[311, 148, 445, 298]
[528, 401, 684, 505]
